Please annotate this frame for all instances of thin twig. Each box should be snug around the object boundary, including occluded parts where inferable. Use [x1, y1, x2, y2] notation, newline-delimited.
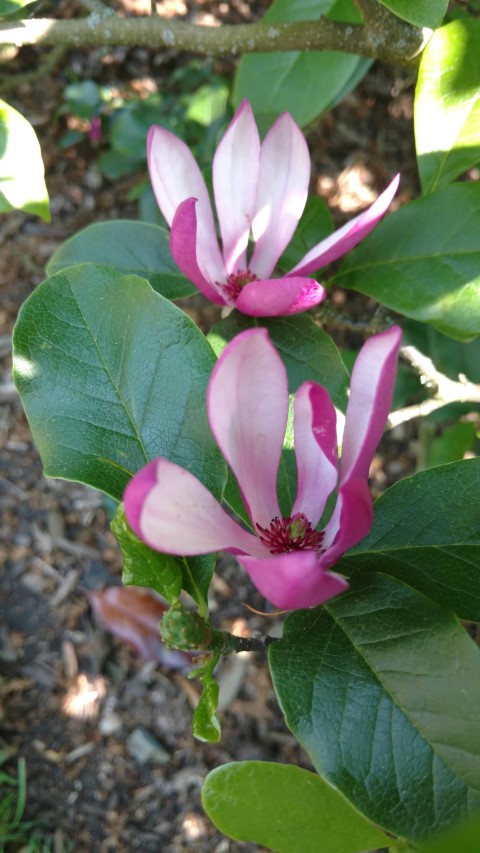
[0, 44, 66, 93]
[387, 344, 480, 428]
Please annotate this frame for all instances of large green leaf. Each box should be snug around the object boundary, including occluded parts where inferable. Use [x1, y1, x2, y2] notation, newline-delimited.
[233, 0, 371, 128]
[46, 221, 196, 301]
[0, 99, 49, 220]
[415, 19, 480, 194]
[202, 761, 387, 853]
[13, 265, 226, 502]
[378, 0, 447, 28]
[340, 459, 480, 621]
[334, 183, 480, 340]
[270, 573, 480, 841]
[208, 313, 349, 409]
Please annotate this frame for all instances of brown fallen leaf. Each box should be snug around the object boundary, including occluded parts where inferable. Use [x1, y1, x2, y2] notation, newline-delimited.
[88, 585, 192, 670]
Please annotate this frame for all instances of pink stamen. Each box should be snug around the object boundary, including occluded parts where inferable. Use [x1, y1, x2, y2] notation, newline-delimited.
[256, 513, 325, 556]
[220, 269, 258, 302]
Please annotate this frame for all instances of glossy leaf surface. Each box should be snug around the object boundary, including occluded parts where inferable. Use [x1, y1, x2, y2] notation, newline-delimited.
[202, 761, 387, 853]
[46, 221, 196, 301]
[341, 459, 480, 621]
[335, 183, 480, 340]
[13, 265, 226, 502]
[415, 19, 480, 193]
[270, 573, 480, 840]
[378, 0, 447, 28]
[0, 99, 50, 220]
[233, 0, 371, 128]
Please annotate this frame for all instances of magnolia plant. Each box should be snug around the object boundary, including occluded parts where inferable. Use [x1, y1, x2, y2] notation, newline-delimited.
[8, 0, 480, 850]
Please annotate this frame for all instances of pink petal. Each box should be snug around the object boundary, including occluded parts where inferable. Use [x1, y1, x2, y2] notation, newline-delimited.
[213, 100, 260, 275]
[321, 479, 373, 565]
[124, 458, 265, 557]
[207, 328, 287, 529]
[289, 174, 400, 278]
[170, 200, 227, 305]
[340, 325, 402, 484]
[147, 125, 225, 284]
[238, 551, 348, 611]
[236, 276, 325, 317]
[249, 113, 310, 279]
[292, 383, 339, 526]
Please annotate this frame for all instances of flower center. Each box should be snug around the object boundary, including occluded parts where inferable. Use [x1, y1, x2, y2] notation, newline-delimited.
[256, 513, 325, 556]
[220, 269, 258, 302]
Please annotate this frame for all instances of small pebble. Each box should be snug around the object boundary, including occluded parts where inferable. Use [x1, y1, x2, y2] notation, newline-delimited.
[127, 727, 170, 765]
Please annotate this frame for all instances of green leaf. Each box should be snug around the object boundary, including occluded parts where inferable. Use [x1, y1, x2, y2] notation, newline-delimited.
[0, 99, 50, 221]
[340, 459, 480, 621]
[13, 265, 226, 503]
[191, 652, 221, 742]
[269, 573, 480, 841]
[419, 812, 480, 853]
[334, 183, 480, 340]
[202, 761, 387, 853]
[208, 313, 349, 410]
[277, 195, 333, 273]
[415, 19, 480, 194]
[46, 221, 196, 301]
[0, 0, 37, 17]
[426, 421, 476, 467]
[378, 0, 447, 28]
[111, 506, 182, 604]
[233, 0, 371, 127]
[178, 555, 216, 616]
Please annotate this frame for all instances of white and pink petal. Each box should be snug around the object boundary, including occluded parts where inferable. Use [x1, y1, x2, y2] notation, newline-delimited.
[170, 200, 227, 305]
[250, 113, 310, 279]
[340, 325, 402, 484]
[207, 328, 288, 529]
[290, 174, 400, 278]
[124, 458, 265, 558]
[292, 382, 338, 526]
[147, 125, 225, 284]
[213, 101, 260, 275]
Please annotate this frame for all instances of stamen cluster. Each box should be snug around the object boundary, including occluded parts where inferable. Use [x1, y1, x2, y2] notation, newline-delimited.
[221, 269, 258, 301]
[256, 513, 325, 555]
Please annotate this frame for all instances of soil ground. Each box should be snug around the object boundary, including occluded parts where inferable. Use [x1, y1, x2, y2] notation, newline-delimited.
[1, 1, 423, 850]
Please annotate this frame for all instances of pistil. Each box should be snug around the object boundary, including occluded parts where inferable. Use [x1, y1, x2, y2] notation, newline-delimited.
[256, 513, 325, 555]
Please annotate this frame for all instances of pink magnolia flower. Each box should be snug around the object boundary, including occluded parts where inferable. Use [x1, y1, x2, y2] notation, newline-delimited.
[148, 101, 399, 317]
[124, 325, 401, 611]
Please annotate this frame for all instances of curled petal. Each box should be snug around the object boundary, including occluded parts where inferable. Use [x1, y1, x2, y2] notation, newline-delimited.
[124, 459, 265, 557]
[292, 383, 338, 526]
[238, 551, 348, 611]
[321, 479, 373, 565]
[290, 174, 400, 278]
[170, 200, 227, 305]
[213, 100, 260, 274]
[340, 325, 402, 484]
[250, 113, 310, 279]
[236, 277, 325, 317]
[147, 125, 225, 283]
[207, 328, 288, 528]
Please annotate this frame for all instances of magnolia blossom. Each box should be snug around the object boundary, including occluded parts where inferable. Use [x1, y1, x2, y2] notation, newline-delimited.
[124, 326, 401, 611]
[148, 101, 399, 317]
